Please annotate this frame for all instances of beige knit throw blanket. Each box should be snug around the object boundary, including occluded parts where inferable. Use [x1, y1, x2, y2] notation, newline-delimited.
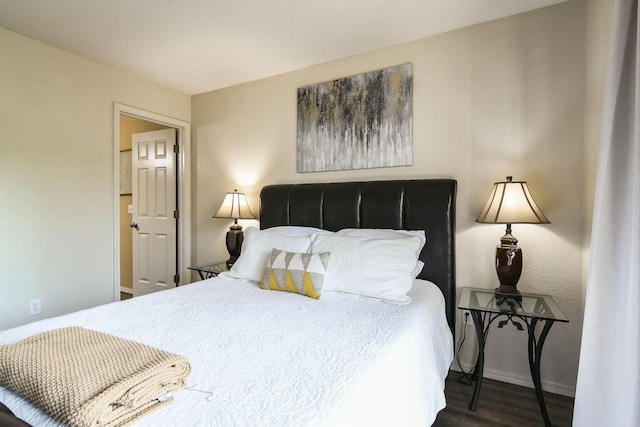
[0, 327, 192, 427]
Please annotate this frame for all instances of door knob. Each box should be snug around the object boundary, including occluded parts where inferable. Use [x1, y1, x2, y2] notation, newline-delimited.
[130, 222, 139, 230]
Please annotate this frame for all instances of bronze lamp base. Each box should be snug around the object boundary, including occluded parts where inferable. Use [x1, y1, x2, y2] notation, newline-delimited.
[494, 225, 523, 301]
[225, 222, 244, 269]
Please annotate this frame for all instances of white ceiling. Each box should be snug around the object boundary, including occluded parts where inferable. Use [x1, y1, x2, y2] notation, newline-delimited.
[0, 0, 567, 95]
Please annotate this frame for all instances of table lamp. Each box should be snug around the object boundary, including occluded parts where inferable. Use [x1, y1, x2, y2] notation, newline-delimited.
[476, 176, 550, 300]
[213, 189, 256, 268]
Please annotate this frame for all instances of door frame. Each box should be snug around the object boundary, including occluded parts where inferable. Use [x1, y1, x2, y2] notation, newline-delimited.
[113, 103, 192, 301]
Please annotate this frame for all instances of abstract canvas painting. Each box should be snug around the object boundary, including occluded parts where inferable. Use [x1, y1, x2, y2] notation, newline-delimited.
[297, 63, 413, 172]
[119, 150, 132, 195]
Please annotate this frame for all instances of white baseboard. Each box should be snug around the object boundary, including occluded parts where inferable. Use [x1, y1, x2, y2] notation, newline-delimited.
[451, 361, 575, 398]
[120, 286, 133, 295]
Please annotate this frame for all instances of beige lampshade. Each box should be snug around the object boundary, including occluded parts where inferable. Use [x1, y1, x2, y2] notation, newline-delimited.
[213, 190, 256, 220]
[476, 176, 550, 224]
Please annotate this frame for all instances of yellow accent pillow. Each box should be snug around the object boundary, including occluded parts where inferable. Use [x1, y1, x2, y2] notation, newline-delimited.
[260, 249, 330, 299]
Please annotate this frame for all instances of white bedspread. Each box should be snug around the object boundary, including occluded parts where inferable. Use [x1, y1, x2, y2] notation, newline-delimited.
[0, 277, 453, 426]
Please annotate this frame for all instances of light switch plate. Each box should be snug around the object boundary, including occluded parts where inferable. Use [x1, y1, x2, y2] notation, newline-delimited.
[127, 204, 133, 214]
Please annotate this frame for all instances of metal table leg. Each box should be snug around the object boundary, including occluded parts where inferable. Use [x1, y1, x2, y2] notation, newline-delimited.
[527, 318, 555, 427]
[469, 310, 487, 411]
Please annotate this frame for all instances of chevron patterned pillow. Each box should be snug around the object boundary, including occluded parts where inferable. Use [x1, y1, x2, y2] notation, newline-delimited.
[260, 249, 330, 299]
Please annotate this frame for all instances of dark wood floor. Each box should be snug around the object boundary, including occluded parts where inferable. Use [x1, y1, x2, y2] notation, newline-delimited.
[434, 371, 574, 427]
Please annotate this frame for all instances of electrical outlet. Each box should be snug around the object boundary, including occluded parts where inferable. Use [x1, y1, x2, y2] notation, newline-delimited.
[29, 298, 41, 315]
[461, 309, 473, 327]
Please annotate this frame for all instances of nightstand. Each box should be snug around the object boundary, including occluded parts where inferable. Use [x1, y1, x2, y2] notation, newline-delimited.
[458, 287, 568, 427]
[188, 261, 228, 280]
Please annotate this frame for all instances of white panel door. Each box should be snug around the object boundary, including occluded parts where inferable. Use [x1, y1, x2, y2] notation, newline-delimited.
[132, 128, 177, 296]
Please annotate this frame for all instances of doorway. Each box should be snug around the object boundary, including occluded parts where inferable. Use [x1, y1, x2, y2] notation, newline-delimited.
[120, 121, 171, 297]
[113, 103, 191, 301]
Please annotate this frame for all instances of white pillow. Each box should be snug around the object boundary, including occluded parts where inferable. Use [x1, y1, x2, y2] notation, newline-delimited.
[336, 228, 426, 253]
[412, 260, 425, 279]
[336, 228, 426, 277]
[310, 234, 421, 304]
[265, 226, 334, 237]
[228, 227, 312, 282]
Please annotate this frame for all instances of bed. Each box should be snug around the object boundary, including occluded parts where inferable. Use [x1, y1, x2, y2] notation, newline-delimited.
[0, 179, 457, 426]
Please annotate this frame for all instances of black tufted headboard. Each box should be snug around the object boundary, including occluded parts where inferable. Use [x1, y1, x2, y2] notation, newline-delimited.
[259, 179, 457, 335]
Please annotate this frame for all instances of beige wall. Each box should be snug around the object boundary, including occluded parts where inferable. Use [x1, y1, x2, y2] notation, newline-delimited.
[0, 27, 190, 330]
[192, 1, 586, 394]
[119, 116, 170, 291]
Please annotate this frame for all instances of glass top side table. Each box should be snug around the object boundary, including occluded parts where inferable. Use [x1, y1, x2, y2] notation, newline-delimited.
[188, 261, 227, 280]
[458, 287, 569, 427]
[459, 287, 568, 322]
